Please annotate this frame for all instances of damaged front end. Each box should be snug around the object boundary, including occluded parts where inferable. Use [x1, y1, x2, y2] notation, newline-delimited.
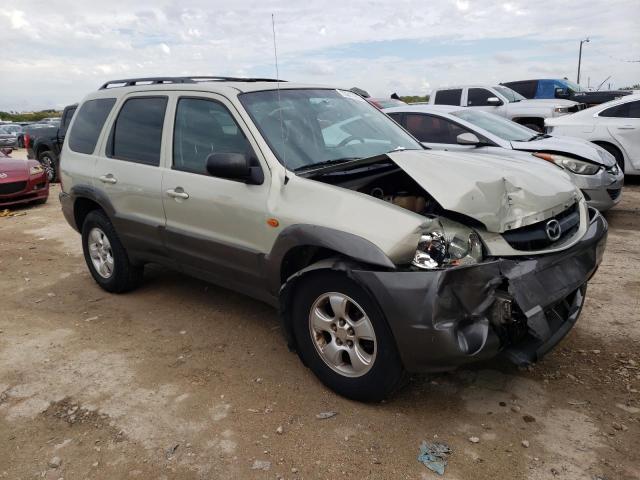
[346, 207, 607, 371]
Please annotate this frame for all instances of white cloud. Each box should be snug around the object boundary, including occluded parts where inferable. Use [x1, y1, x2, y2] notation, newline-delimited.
[0, 0, 638, 110]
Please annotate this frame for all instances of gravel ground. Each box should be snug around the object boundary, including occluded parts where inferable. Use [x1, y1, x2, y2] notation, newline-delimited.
[0, 148, 639, 480]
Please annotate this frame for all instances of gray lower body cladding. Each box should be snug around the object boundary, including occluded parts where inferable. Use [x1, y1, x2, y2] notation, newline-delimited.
[350, 207, 607, 372]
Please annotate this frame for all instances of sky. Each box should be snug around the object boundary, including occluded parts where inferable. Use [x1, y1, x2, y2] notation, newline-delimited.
[1, 0, 639, 111]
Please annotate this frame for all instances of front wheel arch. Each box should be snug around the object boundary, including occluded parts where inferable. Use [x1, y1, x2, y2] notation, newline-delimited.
[592, 141, 625, 172]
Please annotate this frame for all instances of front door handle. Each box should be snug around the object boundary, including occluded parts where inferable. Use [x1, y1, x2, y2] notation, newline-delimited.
[166, 188, 189, 200]
[99, 174, 117, 184]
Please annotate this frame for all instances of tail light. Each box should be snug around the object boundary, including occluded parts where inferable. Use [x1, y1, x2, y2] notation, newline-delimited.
[24, 134, 30, 149]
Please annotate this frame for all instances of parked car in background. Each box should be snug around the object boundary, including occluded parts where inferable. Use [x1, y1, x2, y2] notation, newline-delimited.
[59, 76, 607, 401]
[0, 124, 25, 147]
[429, 85, 584, 132]
[25, 104, 77, 181]
[366, 97, 407, 109]
[545, 94, 640, 175]
[385, 105, 623, 211]
[0, 125, 19, 148]
[0, 148, 49, 207]
[503, 78, 632, 107]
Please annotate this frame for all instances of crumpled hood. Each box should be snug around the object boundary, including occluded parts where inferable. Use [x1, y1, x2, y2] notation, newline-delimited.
[510, 135, 616, 166]
[387, 150, 580, 233]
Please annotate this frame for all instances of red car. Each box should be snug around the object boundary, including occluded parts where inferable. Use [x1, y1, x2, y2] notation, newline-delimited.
[0, 148, 49, 208]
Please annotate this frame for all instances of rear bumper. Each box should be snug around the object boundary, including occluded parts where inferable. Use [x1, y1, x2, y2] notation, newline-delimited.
[351, 207, 608, 372]
[59, 191, 78, 232]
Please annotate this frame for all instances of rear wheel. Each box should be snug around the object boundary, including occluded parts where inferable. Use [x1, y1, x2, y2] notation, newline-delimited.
[291, 271, 405, 402]
[81, 210, 143, 293]
[38, 150, 58, 182]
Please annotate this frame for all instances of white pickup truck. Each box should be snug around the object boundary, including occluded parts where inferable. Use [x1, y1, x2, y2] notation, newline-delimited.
[429, 85, 584, 132]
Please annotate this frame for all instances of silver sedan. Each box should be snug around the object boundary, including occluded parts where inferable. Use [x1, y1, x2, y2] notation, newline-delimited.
[384, 105, 624, 211]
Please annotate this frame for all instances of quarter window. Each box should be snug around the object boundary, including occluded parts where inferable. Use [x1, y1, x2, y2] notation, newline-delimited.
[467, 88, 495, 106]
[108, 97, 168, 166]
[68, 99, 116, 154]
[405, 114, 468, 143]
[173, 98, 252, 174]
[434, 89, 462, 106]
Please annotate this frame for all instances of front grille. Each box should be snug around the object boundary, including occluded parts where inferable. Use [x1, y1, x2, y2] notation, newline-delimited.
[0, 181, 27, 195]
[568, 103, 587, 112]
[502, 203, 580, 251]
[607, 188, 621, 200]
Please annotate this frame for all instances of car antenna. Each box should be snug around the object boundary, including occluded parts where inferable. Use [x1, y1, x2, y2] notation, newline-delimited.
[272, 13, 289, 185]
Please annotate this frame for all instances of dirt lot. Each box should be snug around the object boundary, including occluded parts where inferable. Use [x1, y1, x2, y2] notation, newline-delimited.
[1, 149, 639, 480]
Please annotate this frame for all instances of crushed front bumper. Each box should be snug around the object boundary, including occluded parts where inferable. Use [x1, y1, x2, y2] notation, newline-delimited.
[350, 207, 607, 372]
[573, 167, 624, 211]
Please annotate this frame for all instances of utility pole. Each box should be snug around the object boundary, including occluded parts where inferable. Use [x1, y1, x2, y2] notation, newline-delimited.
[577, 38, 590, 85]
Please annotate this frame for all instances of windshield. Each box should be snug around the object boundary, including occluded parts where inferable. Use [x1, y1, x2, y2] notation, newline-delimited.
[239, 89, 421, 171]
[494, 86, 526, 103]
[560, 79, 583, 92]
[0, 126, 9, 134]
[451, 109, 538, 142]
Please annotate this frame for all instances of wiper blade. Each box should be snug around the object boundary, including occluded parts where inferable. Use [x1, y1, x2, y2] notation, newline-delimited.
[294, 157, 360, 172]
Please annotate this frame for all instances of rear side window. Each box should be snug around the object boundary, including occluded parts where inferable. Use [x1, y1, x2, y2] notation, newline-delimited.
[108, 97, 168, 166]
[506, 81, 537, 99]
[467, 88, 494, 106]
[405, 114, 468, 143]
[434, 89, 462, 106]
[600, 100, 640, 118]
[68, 99, 116, 154]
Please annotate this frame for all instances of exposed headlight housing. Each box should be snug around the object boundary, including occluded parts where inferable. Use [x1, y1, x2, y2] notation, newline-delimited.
[412, 218, 484, 270]
[533, 152, 600, 175]
[29, 165, 44, 176]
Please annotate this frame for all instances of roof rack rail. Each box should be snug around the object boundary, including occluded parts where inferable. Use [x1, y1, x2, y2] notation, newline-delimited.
[99, 76, 286, 89]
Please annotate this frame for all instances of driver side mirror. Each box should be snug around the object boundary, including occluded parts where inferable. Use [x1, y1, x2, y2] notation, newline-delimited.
[206, 153, 264, 185]
[486, 97, 503, 106]
[554, 87, 570, 99]
[457, 132, 481, 146]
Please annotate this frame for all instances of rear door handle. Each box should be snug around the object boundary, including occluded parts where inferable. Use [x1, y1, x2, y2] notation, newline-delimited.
[166, 188, 189, 200]
[99, 174, 117, 184]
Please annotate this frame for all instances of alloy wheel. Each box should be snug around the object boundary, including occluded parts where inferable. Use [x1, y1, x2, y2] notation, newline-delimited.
[88, 227, 114, 279]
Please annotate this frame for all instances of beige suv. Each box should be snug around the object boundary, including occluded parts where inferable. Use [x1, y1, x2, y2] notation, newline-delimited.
[60, 77, 607, 401]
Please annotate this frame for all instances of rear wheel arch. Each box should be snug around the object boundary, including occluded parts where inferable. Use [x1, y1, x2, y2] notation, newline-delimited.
[73, 197, 104, 232]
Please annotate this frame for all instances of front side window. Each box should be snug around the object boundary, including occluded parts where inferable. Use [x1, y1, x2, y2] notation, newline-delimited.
[434, 89, 462, 106]
[494, 86, 526, 103]
[467, 88, 495, 106]
[452, 109, 536, 142]
[405, 114, 468, 143]
[68, 98, 116, 154]
[239, 89, 421, 171]
[108, 97, 168, 166]
[173, 98, 252, 174]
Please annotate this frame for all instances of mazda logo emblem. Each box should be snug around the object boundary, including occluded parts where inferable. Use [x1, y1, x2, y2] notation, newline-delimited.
[545, 219, 562, 242]
[0, 172, 7, 179]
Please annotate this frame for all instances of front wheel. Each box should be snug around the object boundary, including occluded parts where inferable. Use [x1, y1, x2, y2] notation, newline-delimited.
[291, 271, 405, 402]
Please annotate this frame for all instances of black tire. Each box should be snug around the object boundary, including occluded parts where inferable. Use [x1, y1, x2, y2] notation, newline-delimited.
[38, 150, 58, 182]
[291, 271, 406, 402]
[595, 142, 625, 173]
[81, 210, 143, 293]
[17, 136, 24, 148]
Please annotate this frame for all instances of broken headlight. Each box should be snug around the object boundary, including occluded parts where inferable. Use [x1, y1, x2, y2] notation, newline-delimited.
[412, 218, 484, 270]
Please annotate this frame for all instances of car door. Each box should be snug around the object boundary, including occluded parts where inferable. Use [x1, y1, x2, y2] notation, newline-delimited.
[93, 94, 169, 262]
[161, 94, 270, 298]
[599, 100, 640, 165]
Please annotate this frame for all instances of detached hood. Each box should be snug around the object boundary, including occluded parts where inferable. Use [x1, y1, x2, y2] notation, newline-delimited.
[510, 135, 615, 166]
[387, 150, 580, 233]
